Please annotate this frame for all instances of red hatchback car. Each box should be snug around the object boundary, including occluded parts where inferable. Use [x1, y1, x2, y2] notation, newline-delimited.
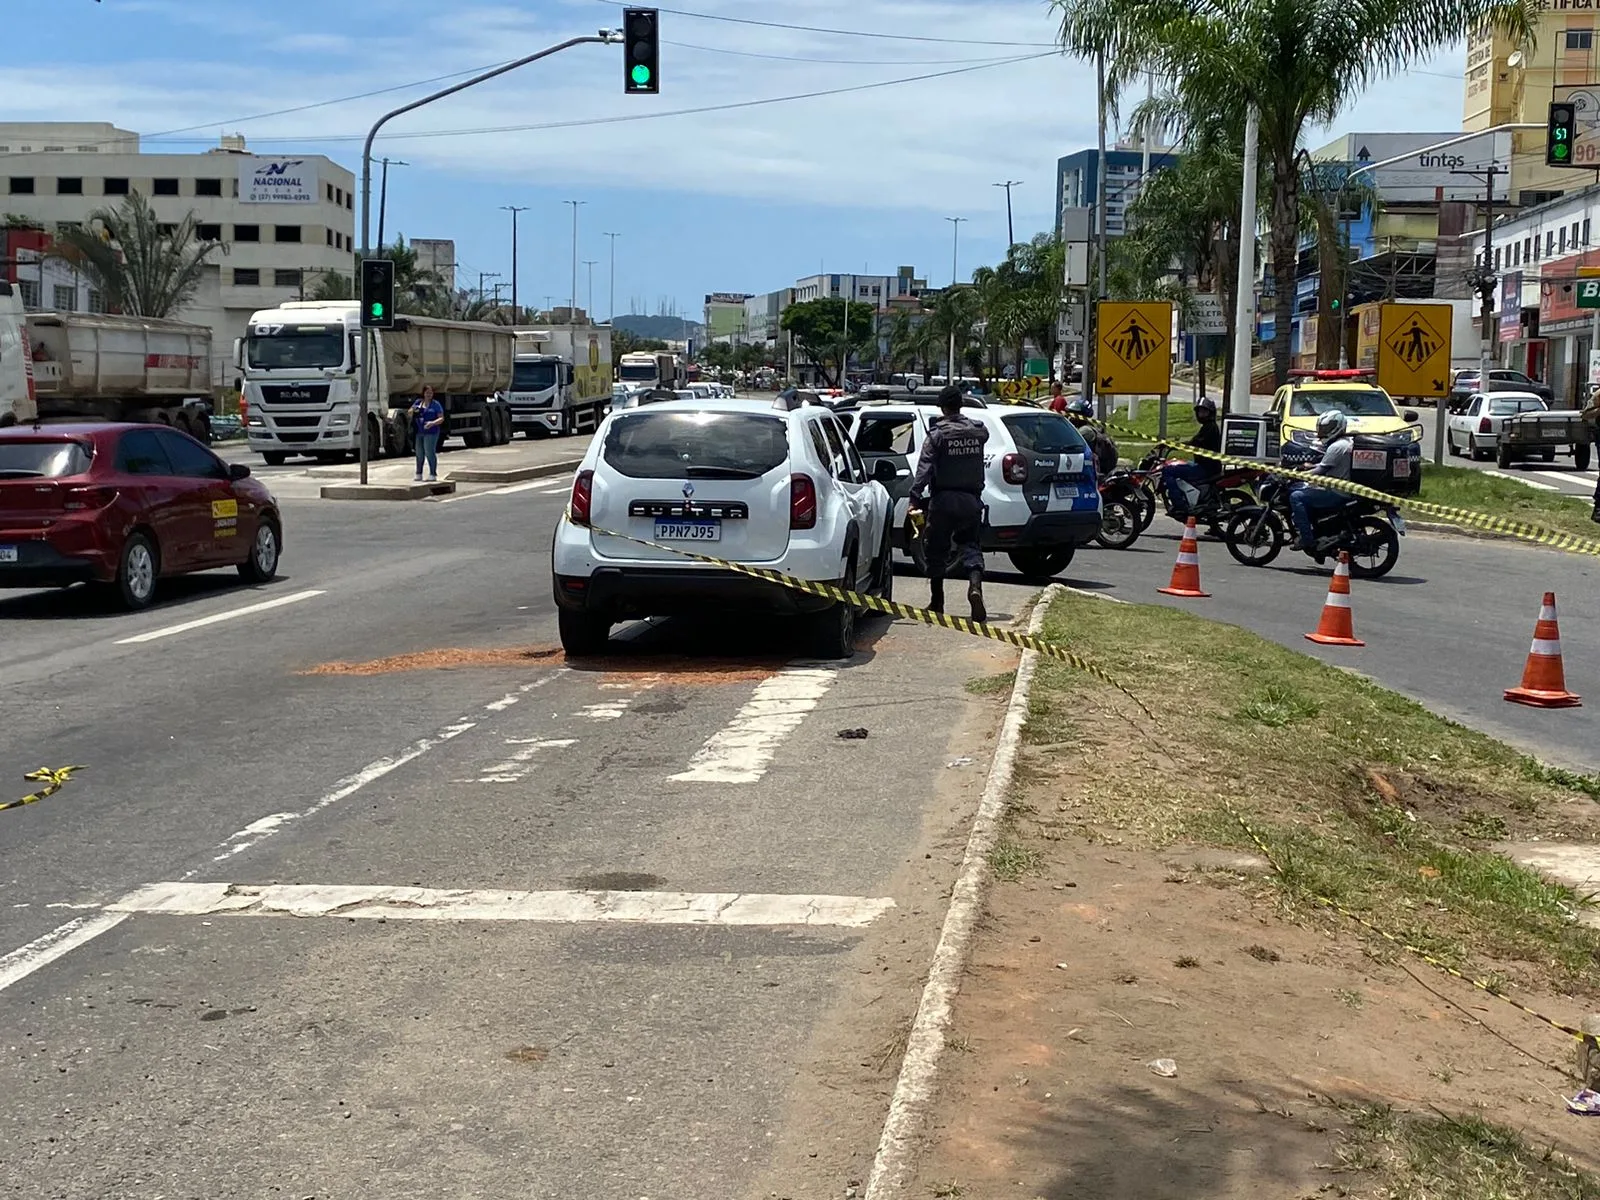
[0, 423, 282, 609]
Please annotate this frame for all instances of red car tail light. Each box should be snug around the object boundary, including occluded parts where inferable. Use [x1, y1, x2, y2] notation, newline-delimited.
[62, 486, 118, 511]
[1479, 416, 1492, 434]
[569, 469, 593, 526]
[790, 473, 817, 529]
[1002, 452, 1028, 485]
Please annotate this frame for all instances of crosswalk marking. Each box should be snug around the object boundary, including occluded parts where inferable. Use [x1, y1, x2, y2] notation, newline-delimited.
[670, 667, 836, 784]
[1542, 470, 1595, 490]
[1486, 470, 1561, 492]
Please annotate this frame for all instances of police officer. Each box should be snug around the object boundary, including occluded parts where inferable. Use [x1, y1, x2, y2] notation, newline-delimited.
[909, 385, 990, 622]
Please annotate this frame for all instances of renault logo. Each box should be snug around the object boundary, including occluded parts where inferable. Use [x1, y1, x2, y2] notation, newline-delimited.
[682, 482, 695, 498]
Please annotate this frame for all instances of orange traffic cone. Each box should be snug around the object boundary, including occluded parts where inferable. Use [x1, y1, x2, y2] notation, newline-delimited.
[1158, 518, 1210, 597]
[1305, 552, 1364, 646]
[1505, 592, 1581, 708]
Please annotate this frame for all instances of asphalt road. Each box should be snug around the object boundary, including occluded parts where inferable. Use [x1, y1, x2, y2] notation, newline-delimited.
[1409, 405, 1598, 500]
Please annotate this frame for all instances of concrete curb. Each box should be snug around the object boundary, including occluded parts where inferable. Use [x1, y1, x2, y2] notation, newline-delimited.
[1405, 518, 1593, 548]
[862, 582, 1062, 1200]
[446, 459, 581, 484]
[319, 480, 456, 501]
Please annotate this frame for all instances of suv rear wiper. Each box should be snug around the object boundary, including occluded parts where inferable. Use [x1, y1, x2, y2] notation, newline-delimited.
[683, 466, 763, 479]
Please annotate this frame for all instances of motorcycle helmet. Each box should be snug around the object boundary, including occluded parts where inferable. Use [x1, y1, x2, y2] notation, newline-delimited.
[1065, 397, 1093, 424]
[1193, 396, 1218, 421]
[1315, 409, 1349, 440]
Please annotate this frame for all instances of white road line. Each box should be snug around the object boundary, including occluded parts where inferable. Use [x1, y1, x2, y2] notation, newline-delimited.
[0, 912, 130, 994]
[579, 673, 660, 720]
[438, 478, 569, 505]
[864, 584, 1057, 1200]
[476, 737, 576, 783]
[1543, 471, 1596, 489]
[1486, 470, 1562, 492]
[115, 588, 326, 645]
[109, 882, 895, 927]
[670, 667, 836, 784]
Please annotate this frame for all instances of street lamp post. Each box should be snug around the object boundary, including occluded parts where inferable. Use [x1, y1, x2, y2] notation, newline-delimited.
[564, 200, 585, 316]
[992, 180, 1021, 248]
[356, 30, 621, 483]
[946, 216, 966, 382]
[501, 204, 529, 321]
[584, 260, 599, 317]
[376, 158, 408, 253]
[604, 231, 620, 321]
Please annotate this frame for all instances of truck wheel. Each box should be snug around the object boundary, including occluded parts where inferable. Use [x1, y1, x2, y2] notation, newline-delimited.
[498, 408, 513, 444]
[558, 609, 612, 657]
[1577, 443, 1593, 472]
[262, 451, 288, 467]
[1496, 443, 1512, 469]
[366, 415, 383, 460]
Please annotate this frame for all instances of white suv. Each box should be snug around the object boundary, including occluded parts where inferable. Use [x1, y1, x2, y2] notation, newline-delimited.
[843, 398, 1102, 578]
[552, 397, 897, 659]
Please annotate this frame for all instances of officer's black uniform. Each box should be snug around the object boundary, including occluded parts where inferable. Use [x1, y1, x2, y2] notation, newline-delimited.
[910, 389, 990, 621]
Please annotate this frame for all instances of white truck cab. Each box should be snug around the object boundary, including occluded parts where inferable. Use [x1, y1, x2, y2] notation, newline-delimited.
[240, 302, 364, 463]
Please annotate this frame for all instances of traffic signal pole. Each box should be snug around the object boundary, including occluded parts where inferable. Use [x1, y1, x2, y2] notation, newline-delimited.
[355, 29, 621, 484]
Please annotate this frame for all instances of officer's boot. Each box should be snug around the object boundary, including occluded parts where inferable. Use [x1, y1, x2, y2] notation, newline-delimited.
[967, 570, 987, 624]
[928, 575, 945, 614]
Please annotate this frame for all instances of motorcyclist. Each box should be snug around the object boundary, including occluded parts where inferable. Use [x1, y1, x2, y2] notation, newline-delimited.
[1159, 396, 1222, 514]
[1288, 409, 1354, 551]
[1065, 397, 1119, 476]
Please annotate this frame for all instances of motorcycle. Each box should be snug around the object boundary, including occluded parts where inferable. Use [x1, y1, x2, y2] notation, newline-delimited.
[1137, 449, 1264, 537]
[1222, 475, 1404, 578]
[1093, 468, 1148, 550]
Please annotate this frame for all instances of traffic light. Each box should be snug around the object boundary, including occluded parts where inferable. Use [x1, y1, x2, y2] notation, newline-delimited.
[623, 7, 659, 94]
[1329, 295, 1342, 313]
[1548, 101, 1579, 167]
[361, 258, 395, 329]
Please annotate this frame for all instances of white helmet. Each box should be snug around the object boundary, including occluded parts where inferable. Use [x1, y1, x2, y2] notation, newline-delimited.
[1315, 410, 1349, 440]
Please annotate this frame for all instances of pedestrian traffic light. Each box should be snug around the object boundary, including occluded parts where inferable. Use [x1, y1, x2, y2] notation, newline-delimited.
[623, 7, 659, 94]
[361, 258, 395, 329]
[1548, 101, 1579, 167]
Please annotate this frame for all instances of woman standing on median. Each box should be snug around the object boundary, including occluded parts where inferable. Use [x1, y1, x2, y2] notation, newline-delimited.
[410, 385, 445, 482]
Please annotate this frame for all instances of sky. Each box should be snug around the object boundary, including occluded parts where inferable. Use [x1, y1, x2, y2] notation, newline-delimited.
[6, 0, 1469, 320]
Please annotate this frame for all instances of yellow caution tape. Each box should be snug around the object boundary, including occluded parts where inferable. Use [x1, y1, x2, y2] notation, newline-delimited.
[1109, 419, 1600, 558]
[582, 521, 1152, 719]
[2, 766, 84, 813]
[1223, 795, 1599, 1051]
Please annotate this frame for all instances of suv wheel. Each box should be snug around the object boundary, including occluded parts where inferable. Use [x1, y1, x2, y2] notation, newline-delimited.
[809, 600, 856, 660]
[559, 609, 612, 657]
[1008, 546, 1074, 580]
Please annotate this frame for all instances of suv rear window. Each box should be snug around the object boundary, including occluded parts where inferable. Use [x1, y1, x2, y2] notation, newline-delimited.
[602, 410, 789, 479]
[1000, 413, 1087, 454]
[0, 439, 92, 478]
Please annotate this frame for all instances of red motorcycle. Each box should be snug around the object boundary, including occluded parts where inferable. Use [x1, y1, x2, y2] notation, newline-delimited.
[1136, 450, 1264, 537]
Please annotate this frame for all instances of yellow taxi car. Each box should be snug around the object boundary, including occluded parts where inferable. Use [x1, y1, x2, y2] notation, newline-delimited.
[1266, 369, 1424, 494]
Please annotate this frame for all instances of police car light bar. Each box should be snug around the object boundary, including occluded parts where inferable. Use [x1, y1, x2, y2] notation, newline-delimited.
[1286, 368, 1376, 381]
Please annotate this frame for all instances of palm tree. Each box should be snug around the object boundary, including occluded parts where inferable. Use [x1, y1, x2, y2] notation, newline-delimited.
[929, 286, 981, 381]
[53, 192, 223, 318]
[1054, 0, 1542, 385]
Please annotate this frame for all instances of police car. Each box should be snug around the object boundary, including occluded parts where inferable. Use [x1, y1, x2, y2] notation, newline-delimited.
[843, 397, 1102, 578]
[551, 395, 895, 659]
[1267, 369, 1424, 495]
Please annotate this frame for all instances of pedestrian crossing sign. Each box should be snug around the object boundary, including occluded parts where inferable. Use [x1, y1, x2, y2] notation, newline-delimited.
[1376, 302, 1452, 400]
[1094, 301, 1172, 395]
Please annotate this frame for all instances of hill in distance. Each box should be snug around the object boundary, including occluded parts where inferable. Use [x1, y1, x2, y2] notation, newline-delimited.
[612, 313, 703, 341]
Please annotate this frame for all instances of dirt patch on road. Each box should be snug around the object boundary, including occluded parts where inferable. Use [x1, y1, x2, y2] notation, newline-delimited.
[910, 592, 1600, 1200]
[301, 646, 563, 675]
[299, 646, 780, 684]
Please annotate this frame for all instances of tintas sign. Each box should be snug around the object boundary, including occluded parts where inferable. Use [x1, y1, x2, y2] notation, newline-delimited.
[239, 157, 319, 204]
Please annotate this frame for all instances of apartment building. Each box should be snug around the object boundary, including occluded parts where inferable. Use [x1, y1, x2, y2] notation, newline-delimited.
[0, 122, 356, 385]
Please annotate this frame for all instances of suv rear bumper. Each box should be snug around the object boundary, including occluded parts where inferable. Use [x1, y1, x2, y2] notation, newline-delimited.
[553, 566, 838, 619]
[983, 510, 1101, 550]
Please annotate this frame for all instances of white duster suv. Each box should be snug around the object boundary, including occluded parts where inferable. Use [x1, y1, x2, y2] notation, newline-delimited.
[551, 397, 897, 659]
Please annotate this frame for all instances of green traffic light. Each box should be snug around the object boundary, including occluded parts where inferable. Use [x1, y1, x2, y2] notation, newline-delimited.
[1555, 143, 1571, 160]
[370, 302, 384, 317]
[631, 63, 651, 86]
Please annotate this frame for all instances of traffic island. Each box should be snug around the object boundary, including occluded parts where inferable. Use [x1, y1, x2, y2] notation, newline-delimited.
[446, 460, 580, 484]
[319, 480, 456, 501]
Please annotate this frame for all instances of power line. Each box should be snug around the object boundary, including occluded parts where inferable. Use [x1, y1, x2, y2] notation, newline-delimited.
[197, 52, 1057, 146]
[663, 40, 1027, 66]
[587, 0, 1047, 47]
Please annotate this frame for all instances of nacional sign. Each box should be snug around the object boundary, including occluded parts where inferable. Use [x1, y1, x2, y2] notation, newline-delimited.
[239, 157, 319, 205]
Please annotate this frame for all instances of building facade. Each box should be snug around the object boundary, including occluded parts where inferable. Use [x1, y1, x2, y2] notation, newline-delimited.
[0, 122, 356, 386]
[703, 292, 754, 343]
[411, 238, 457, 293]
[1054, 143, 1179, 241]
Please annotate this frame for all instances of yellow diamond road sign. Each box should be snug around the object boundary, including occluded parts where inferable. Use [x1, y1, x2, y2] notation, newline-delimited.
[1376, 302, 1452, 400]
[1095, 301, 1172, 396]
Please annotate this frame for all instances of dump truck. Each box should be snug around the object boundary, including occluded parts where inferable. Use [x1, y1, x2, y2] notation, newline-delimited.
[238, 300, 515, 465]
[505, 324, 613, 437]
[615, 350, 684, 391]
[0, 283, 218, 439]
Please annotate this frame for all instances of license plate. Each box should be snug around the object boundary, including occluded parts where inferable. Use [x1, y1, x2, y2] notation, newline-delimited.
[0, 546, 15, 563]
[654, 520, 720, 542]
[1393, 513, 1406, 534]
[1352, 449, 1386, 470]
[1392, 458, 1411, 478]
[1053, 484, 1075, 499]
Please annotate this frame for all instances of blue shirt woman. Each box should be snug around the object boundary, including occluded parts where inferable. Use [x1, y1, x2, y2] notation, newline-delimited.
[411, 386, 445, 481]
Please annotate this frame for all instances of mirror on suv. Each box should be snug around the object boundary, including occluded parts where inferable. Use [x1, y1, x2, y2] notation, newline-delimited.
[872, 458, 900, 484]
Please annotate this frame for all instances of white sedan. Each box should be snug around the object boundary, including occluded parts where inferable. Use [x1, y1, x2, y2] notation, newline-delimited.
[1445, 391, 1548, 461]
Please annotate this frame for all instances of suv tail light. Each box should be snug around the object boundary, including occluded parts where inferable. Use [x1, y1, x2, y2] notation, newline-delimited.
[62, 485, 118, 511]
[1478, 416, 1492, 434]
[1001, 453, 1028, 485]
[790, 473, 817, 529]
[569, 469, 593, 526]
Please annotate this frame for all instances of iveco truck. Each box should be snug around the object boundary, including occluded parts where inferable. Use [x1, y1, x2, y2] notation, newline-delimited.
[505, 324, 613, 437]
[239, 301, 515, 464]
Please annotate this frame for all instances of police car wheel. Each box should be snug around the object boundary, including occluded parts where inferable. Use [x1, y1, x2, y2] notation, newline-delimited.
[1008, 547, 1074, 580]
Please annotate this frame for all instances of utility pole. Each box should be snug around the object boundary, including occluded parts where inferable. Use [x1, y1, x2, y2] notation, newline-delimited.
[584, 259, 598, 316]
[356, 29, 622, 484]
[993, 180, 1021, 248]
[946, 216, 966, 383]
[376, 158, 408, 253]
[564, 199, 585, 316]
[1452, 160, 1502, 468]
[501, 204, 528, 321]
[604, 231, 620, 321]
[1090, 50, 1110, 421]
[1230, 106, 1260, 414]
